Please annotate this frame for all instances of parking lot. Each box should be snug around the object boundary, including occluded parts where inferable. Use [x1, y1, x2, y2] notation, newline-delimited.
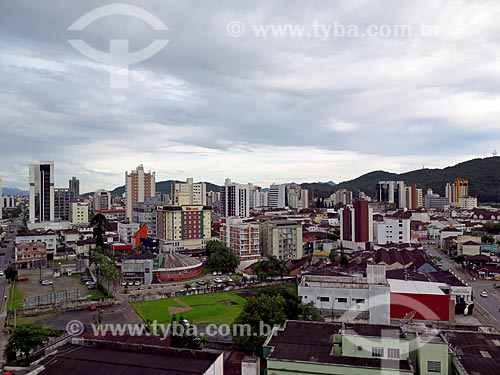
[13, 268, 96, 306]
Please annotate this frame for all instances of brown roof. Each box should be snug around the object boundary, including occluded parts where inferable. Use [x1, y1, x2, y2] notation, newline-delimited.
[445, 331, 500, 375]
[266, 321, 412, 371]
[38, 344, 219, 375]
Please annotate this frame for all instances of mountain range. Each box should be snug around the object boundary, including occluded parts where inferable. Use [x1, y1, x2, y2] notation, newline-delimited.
[18, 156, 500, 203]
[305, 157, 500, 203]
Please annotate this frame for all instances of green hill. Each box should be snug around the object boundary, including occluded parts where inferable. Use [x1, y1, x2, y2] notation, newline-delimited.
[331, 157, 500, 203]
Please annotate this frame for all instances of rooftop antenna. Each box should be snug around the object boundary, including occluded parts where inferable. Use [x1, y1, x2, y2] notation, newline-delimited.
[493, 150, 498, 157]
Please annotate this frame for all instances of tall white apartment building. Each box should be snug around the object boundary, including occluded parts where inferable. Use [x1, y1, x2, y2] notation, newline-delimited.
[171, 178, 206, 206]
[94, 190, 112, 211]
[251, 187, 269, 209]
[29, 161, 55, 223]
[125, 165, 156, 223]
[269, 184, 287, 208]
[220, 178, 251, 218]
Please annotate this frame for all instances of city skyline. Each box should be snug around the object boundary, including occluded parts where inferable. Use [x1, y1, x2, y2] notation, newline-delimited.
[2, 1, 500, 190]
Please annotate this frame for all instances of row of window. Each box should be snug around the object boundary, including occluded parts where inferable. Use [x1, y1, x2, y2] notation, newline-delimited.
[316, 296, 365, 304]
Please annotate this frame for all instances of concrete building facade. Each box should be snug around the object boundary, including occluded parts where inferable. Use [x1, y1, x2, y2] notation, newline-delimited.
[29, 161, 55, 223]
[260, 220, 303, 260]
[171, 178, 206, 206]
[125, 165, 156, 223]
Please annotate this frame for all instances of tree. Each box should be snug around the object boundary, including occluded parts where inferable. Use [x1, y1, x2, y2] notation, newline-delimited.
[481, 234, 495, 245]
[5, 266, 18, 282]
[91, 213, 109, 250]
[205, 240, 225, 256]
[253, 256, 289, 281]
[233, 294, 287, 355]
[340, 255, 349, 267]
[208, 246, 239, 273]
[329, 249, 338, 263]
[4, 325, 51, 361]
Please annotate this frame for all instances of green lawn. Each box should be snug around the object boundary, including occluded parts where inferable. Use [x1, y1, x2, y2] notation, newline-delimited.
[133, 291, 247, 325]
[8, 281, 24, 311]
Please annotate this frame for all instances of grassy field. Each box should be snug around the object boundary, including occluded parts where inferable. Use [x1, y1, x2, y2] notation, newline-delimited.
[8, 281, 24, 311]
[133, 291, 247, 325]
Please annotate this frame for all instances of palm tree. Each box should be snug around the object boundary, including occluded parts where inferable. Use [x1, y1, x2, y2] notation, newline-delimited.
[91, 213, 109, 250]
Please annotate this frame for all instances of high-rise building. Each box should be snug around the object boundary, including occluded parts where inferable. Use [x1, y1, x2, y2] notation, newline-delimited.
[220, 178, 251, 218]
[445, 179, 469, 205]
[171, 178, 206, 206]
[29, 161, 55, 223]
[54, 188, 71, 221]
[405, 183, 418, 209]
[330, 189, 353, 206]
[206, 191, 221, 208]
[416, 188, 423, 208]
[133, 197, 161, 237]
[251, 187, 269, 209]
[125, 165, 156, 222]
[340, 200, 373, 249]
[269, 184, 287, 208]
[0, 177, 2, 220]
[94, 190, 112, 211]
[69, 177, 80, 198]
[70, 202, 89, 224]
[260, 220, 303, 260]
[156, 205, 211, 251]
[220, 217, 261, 263]
[378, 181, 406, 208]
[269, 183, 308, 209]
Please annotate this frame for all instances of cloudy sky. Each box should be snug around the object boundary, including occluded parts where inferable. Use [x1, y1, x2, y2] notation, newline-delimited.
[1, 0, 500, 192]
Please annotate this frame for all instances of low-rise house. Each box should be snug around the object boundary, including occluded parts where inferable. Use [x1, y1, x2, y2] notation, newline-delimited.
[14, 241, 47, 268]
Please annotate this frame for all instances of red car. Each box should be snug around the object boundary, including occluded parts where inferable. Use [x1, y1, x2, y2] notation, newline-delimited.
[18, 277, 29, 281]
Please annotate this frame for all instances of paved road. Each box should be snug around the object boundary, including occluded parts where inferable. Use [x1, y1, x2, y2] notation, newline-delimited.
[424, 242, 500, 329]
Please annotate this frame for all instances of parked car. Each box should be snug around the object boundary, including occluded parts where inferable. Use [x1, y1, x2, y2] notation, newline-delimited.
[121, 280, 127, 286]
[18, 276, 29, 282]
[127, 281, 134, 286]
[40, 280, 53, 286]
[134, 281, 141, 286]
[196, 280, 206, 285]
[212, 271, 218, 276]
[214, 278, 223, 283]
[87, 284, 97, 290]
[480, 291, 488, 298]
[0, 271, 4, 277]
[217, 271, 222, 275]
[81, 276, 93, 282]
[85, 281, 96, 286]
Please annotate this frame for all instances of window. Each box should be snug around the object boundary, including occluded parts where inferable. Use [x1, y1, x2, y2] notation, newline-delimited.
[337, 297, 348, 303]
[355, 299, 365, 304]
[428, 361, 441, 373]
[372, 347, 384, 358]
[388, 348, 400, 359]
[319, 297, 330, 302]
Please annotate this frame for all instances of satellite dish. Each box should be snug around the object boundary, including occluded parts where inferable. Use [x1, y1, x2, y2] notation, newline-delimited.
[401, 311, 416, 325]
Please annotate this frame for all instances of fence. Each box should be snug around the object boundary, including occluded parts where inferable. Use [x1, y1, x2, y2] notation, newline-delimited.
[24, 288, 81, 308]
[128, 279, 295, 303]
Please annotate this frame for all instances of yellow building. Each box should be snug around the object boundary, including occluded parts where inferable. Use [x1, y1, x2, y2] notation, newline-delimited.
[70, 202, 89, 224]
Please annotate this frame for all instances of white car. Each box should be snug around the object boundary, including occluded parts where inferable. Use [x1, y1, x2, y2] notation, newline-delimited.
[134, 281, 141, 286]
[41, 280, 53, 286]
[121, 280, 127, 286]
[85, 280, 96, 286]
[0, 271, 4, 277]
[214, 278, 223, 283]
[480, 291, 488, 298]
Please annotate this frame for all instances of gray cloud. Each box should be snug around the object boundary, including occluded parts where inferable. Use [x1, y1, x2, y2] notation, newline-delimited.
[1, 0, 500, 191]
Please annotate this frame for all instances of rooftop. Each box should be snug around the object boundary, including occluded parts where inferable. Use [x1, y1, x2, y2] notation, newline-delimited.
[444, 331, 500, 375]
[387, 279, 446, 295]
[37, 343, 219, 375]
[266, 321, 412, 371]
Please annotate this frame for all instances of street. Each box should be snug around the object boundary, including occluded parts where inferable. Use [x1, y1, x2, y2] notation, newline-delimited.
[424, 242, 500, 329]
